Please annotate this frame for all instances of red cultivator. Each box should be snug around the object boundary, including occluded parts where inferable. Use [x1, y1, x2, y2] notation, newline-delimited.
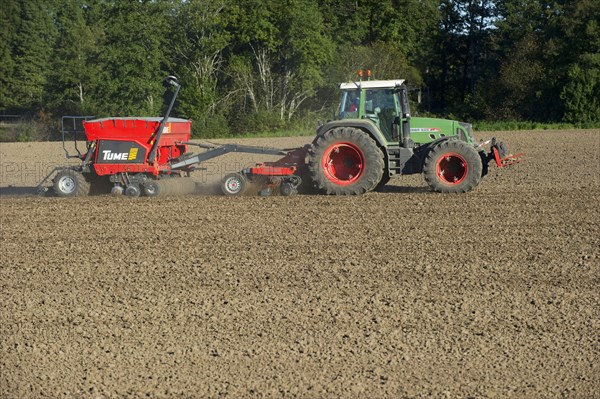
[491, 139, 524, 167]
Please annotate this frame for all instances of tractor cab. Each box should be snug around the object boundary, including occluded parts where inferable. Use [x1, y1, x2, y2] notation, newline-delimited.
[336, 79, 479, 148]
[338, 80, 406, 142]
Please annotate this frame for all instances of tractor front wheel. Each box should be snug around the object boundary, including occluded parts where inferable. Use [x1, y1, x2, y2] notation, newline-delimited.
[309, 127, 384, 195]
[423, 140, 482, 193]
[53, 170, 90, 197]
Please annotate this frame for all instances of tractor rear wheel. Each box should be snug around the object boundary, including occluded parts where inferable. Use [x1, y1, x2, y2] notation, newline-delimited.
[309, 127, 384, 195]
[53, 169, 90, 197]
[423, 139, 482, 193]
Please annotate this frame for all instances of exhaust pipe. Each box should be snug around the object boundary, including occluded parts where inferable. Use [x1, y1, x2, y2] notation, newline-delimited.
[399, 84, 414, 148]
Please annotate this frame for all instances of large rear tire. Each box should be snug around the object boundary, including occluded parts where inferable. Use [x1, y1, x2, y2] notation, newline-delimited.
[309, 127, 384, 195]
[53, 170, 90, 197]
[423, 139, 482, 193]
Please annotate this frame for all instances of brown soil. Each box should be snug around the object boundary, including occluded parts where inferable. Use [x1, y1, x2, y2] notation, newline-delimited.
[1, 130, 599, 398]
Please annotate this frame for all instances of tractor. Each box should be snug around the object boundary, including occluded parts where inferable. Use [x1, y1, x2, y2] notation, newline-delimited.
[303, 77, 521, 195]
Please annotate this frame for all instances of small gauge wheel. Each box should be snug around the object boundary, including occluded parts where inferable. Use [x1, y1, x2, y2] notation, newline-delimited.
[221, 173, 247, 196]
[125, 185, 141, 197]
[280, 182, 296, 196]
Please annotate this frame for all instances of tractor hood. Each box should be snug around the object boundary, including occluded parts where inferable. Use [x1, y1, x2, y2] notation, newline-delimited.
[409, 117, 474, 145]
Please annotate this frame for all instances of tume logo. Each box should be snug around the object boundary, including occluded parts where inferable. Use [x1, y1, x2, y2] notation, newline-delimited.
[102, 148, 138, 161]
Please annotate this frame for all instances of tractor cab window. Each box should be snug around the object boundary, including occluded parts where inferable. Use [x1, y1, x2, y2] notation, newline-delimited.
[339, 90, 360, 119]
[365, 89, 399, 141]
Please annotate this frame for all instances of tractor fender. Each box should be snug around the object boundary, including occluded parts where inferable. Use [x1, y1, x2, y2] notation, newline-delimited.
[422, 136, 454, 150]
[410, 136, 454, 162]
[315, 120, 388, 149]
[417, 136, 482, 157]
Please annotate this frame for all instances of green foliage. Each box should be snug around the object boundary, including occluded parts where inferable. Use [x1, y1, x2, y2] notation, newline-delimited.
[46, 0, 99, 115]
[190, 113, 231, 139]
[231, 109, 286, 135]
[226, 0, 333, 132]
[559, 0, 600, 124]
[1, 0, 599, 141]
[477, 0, 600, 123]
[472, 120, 594, 132]
[333, 43, 421, 84]
[2, 0, 57, 113]
[0, 0, 20, 112]
[91, 0, 170, 116]
[561, 54, 600, 124]
[485, 34, 547, 120]
[169, 0, 230, 132]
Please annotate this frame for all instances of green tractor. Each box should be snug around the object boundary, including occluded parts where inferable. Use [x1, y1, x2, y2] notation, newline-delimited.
[307, 79, 521, 194]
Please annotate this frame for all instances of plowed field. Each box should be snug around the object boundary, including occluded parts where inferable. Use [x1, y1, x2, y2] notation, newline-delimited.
[1, 129, 599, 398]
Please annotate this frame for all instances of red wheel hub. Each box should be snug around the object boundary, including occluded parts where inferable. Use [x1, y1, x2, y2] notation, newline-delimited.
[322, 142, 365, 185]
[436, 153, 468, 185]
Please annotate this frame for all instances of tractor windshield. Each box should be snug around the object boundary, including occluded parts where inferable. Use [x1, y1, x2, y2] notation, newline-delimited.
[338, 87, 400, 141]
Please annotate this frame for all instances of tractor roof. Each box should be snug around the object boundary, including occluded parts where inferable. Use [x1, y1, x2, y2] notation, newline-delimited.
[339, 79, 405, 90]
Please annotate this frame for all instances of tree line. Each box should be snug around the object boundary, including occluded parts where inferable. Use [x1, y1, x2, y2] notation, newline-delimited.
[1, 0, 598, 138]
